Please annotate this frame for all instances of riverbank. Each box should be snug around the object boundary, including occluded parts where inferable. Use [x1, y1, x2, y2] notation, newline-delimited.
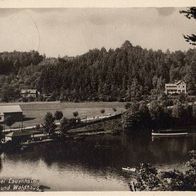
[0, 113, 123, 152]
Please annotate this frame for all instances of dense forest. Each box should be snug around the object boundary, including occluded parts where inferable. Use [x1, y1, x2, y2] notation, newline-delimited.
[0, 41, 195, 102]
[0, 51, 44, 75]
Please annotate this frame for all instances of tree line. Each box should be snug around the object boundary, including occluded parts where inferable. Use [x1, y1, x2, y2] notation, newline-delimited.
[123, 98, 196, 132]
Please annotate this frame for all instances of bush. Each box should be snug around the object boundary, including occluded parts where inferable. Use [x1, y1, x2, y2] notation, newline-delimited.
[100, 109, 105, 114]
[4, 116, 15, 127]
[125, 103, 131, 109]
[113, 108, 117, 112]
[131, 151, 196, 191]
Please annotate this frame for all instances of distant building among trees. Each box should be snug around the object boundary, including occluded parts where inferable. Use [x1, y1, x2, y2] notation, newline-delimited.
[21, 89, 40, 99]
[164, 80, 187, 95]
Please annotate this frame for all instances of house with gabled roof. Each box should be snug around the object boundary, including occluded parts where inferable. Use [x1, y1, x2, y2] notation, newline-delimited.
[164, 80, 187, 95]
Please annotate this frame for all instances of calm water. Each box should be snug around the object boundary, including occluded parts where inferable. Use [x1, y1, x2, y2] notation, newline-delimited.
[1, 133, 196, 191]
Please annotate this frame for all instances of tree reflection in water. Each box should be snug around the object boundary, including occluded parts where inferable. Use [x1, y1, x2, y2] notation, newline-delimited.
[0, 133, 196, 191]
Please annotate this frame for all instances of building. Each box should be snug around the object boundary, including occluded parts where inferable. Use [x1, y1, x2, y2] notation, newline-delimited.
[21, 89, 40, 98]
[165, 80, 187, 95]
[5, 130, 31, 144]
[0, 105, 23, 123]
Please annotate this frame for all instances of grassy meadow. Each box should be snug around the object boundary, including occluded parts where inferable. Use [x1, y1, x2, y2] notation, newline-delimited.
[0, 101, 126, 128]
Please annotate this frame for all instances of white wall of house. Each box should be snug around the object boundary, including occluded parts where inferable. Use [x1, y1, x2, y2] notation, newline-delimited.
[21, 89, 39, 98]
[176, 82, 186, 94]
[165, 81, 187, 95]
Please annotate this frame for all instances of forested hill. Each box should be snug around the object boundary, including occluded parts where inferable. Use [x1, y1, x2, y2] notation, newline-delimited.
[0, 51, 44, 75]
[0, 40, 196, 102]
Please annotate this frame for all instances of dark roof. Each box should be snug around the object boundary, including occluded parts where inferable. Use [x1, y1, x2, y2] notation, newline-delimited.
[175, 80, 185, 85]
[6, 130, 32, 137]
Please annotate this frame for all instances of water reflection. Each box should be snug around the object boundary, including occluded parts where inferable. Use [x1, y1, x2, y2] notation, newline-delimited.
[0, 133, 196, 191]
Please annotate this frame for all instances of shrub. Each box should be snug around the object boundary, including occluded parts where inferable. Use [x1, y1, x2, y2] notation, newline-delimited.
[131, 151, 196, 191]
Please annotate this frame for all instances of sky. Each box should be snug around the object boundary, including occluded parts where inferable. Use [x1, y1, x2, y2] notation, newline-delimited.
[0, 8, 195, 57]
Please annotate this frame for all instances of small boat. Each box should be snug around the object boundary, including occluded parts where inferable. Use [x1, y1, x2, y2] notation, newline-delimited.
[152, 132, 188, 137]
[122, 167, 136, 173]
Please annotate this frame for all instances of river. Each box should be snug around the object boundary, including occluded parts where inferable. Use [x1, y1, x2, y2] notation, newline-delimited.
[0, 133, 196, 191]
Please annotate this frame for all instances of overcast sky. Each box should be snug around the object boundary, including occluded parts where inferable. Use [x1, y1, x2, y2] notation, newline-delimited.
[0, 8, 195, 57]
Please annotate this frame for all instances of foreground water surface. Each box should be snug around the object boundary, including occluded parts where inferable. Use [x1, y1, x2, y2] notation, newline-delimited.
[1, 133, 196, 191]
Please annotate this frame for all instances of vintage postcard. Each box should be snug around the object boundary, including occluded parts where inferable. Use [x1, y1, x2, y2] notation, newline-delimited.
[0, 0, 195, 194]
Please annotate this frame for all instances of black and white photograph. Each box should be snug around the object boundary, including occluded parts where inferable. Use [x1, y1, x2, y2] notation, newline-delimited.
[0, 1, 196, 192]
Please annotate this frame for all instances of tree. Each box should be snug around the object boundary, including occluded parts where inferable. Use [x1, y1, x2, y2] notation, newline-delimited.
[128, 102, 139, 115]
[148, 101, 170, 129]
[1, 86, 20, 102]
[180, 7, 196, 45]
[149, 101, 162, 119]
[0, 125, 3, 140]
[73, 111, 79, 118]
[113, 108, 117, 113]
[123, 102, 152, 131]
[138, 102, 152, 128]
[125, 103, 131, 109]
[132, 151, 196, 191]
[172, 103, 184, 119]
[193, 105, 196, 119]
[43, 112, 56, 134]
[100, 109, 105, 115]
[54, 111, 63, 121]
[4, 116, 14, 128]
[35, 124, 40, 130]
[60, 117, 68, 134]
[178, 93, 187, 103]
